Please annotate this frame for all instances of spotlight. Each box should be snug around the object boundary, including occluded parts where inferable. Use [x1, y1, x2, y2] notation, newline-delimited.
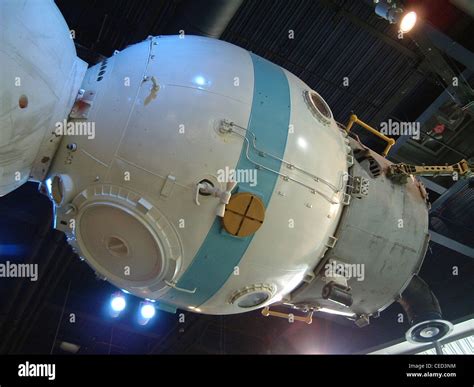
[141, 303, 156, 319]
[138, 301, 156, 325]
[399, 11, 417, 33]
[110, 292, 126, 317]
[375, 1, 417, 33]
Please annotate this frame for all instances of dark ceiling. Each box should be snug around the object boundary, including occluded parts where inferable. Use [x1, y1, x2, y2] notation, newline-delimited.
[0, 0, 473, 354]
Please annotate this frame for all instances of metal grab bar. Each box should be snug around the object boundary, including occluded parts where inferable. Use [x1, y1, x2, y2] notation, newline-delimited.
[345, 114, 395, 157]
[261, 306, 313, 324]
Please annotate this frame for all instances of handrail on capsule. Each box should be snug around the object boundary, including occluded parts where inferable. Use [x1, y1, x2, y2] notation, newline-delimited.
[345, 114, 395, 157]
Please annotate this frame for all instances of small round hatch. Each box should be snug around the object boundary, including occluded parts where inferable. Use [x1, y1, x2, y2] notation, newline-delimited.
[223, 192, 265, 237]
[229, 284, 275, 308]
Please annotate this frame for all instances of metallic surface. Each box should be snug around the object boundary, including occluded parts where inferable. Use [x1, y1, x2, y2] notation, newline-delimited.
[289, 138, 430, 319]
[48, 34, 352, 315]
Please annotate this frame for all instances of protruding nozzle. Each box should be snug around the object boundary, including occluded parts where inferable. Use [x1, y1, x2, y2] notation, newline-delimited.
[398, 275, 453, 343]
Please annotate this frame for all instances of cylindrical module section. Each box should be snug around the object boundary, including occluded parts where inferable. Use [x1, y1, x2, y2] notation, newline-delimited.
[0, 0, 87, 196]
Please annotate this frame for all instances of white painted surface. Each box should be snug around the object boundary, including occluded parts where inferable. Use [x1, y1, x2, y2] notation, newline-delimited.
[0, 0, 86, 195]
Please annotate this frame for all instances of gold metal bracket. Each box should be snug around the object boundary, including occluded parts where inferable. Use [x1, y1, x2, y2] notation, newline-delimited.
[261, 307, 313, 324]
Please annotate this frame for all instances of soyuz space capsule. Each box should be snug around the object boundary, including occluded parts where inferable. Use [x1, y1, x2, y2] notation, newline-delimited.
[0, 0, 453, 344]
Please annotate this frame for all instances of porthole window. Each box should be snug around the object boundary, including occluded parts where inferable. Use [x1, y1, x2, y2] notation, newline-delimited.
[229, 284, 275, 308]
[237, 292, 269, 308]
[304, 90, 333, 123]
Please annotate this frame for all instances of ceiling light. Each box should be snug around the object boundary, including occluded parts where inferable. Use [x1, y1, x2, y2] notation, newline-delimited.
[375, 1, 417, 33]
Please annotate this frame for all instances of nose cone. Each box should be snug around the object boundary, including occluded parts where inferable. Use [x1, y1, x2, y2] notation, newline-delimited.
[0, 0, 87, 196]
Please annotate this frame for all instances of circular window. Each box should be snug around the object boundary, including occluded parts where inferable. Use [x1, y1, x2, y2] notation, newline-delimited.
[229, 284, 275, 308]
[305, 90, 332, 123]
[237, 291, 269, 308]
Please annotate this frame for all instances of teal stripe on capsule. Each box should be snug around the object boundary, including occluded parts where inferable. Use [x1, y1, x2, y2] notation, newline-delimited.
[166, 53, 291, 307]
